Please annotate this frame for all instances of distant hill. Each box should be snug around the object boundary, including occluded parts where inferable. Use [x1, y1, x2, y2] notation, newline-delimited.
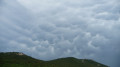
[0, 52, 108, 67]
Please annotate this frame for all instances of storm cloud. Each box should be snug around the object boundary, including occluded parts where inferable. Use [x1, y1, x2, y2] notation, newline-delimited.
[0, 0, 120, 67]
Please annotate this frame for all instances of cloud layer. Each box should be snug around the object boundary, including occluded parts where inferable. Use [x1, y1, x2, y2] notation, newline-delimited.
[0, 0, 120, 67]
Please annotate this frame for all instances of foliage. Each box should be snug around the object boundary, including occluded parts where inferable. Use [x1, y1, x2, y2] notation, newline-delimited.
[0, 52, 108, 67]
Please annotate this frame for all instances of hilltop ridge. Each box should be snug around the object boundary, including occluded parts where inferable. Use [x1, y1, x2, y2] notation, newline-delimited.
[0, 52, 108, 67]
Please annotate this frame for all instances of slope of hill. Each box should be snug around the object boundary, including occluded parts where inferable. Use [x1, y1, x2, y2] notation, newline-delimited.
[0, 52, 108, 67]
[0, 52, 44, 67]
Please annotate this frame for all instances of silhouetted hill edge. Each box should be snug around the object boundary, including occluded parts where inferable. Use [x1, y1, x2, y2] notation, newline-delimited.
[0, 52, 109, 67]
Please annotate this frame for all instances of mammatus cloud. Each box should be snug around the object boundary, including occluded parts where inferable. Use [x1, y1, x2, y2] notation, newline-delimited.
[0, 0, 120, 67]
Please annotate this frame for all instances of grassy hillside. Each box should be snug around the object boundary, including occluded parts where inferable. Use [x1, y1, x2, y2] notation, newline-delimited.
[0, 52, 108, 67]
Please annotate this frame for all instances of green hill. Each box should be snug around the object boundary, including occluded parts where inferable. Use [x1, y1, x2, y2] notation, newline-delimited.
[0, 52, 108, 67]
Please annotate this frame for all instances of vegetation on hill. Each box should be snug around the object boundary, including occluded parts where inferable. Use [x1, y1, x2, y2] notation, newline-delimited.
[0, 52, 108, 67]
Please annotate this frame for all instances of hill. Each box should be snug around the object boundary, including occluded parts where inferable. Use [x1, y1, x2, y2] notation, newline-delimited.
[0, 52, 108, 67]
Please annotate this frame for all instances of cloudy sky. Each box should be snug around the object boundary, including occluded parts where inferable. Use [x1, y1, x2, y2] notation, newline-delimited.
[0, 0, 120, 67]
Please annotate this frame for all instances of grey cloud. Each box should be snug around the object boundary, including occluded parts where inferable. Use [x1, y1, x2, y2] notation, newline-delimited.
[0, 0, 120, 67]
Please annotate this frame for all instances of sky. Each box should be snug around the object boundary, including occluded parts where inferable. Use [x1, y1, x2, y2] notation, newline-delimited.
[0, 0, 120, 67]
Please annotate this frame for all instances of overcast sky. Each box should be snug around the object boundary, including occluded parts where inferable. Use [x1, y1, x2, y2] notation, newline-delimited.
[0, 0, 120, 67]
